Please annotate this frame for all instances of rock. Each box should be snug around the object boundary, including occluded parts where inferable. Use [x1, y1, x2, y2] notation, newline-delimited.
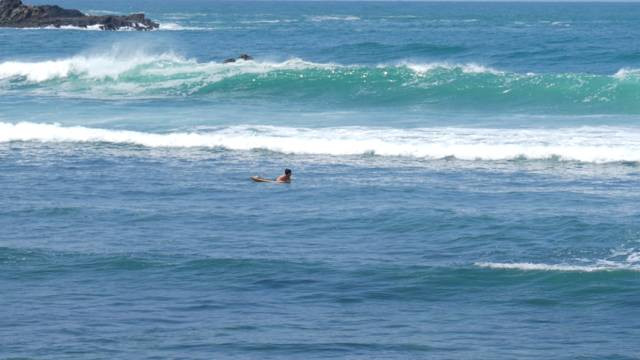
[0, 0, 158, 30]
[223, 54, 253, 64]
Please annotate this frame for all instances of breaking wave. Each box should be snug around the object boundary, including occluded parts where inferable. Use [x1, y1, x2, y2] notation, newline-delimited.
[1, 51, 640, 112]
[3, 122, 640, 163]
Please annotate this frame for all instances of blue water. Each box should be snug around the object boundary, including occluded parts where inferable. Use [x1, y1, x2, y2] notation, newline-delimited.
[1, 1, 640, 358]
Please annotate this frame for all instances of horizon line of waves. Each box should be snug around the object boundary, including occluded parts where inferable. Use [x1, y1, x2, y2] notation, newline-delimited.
[3, 122, 640, 163]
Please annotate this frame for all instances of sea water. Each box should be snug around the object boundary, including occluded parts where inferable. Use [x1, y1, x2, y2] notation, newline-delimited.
[1, 1, 639, 358]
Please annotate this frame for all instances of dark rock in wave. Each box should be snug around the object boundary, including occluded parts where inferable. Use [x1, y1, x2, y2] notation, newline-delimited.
[0, 0, 158, 30]
[223, 54, 253, 63]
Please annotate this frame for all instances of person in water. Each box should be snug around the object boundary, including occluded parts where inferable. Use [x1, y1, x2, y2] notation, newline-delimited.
[275, 168, 292, 183]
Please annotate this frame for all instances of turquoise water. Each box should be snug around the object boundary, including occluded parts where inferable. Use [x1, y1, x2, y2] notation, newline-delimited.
[1, 1, 640, 358]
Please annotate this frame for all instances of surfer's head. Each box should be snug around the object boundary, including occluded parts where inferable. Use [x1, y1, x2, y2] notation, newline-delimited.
[285, 169, 292, 176]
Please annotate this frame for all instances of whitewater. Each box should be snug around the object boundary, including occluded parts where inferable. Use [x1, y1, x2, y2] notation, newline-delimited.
[1, 52, 639, 114]
[3, 122, 640, 163]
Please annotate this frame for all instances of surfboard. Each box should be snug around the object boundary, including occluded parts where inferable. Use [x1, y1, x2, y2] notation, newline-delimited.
[251, 176, 275, 183]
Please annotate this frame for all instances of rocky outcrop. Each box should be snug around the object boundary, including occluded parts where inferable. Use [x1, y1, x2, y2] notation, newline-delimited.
[223, 54, 253, 63]
[0, 0, 158, 30]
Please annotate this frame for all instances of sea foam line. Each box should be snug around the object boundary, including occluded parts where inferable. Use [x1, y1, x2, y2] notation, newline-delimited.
[475, 262, 640, 272]
[309, 15, 360, 22]
[158, 22, 209, 31]
[2, 122, 640, 163]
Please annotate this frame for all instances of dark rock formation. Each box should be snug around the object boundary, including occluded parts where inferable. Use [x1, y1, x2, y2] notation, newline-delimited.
[223, 54, 253, 63]
[0, 0, 158, 30]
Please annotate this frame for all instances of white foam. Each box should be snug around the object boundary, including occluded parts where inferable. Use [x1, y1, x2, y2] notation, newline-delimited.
[163, 12, 208, 20]
[239, 20, 284, 24]
[159, 22, 207, 31]
[613, 68, 640, 80]
[403, 62, 503, 75]
[0, 52, 187, 82]
[309, 15, 360, 22]
[0, 52, 334, 83]
[0, 47, 509, 86]
[477, 248, 640, 272]
[0, 59, 73, 82]
[627, 252, 640, 263]
[2, 122, 640, 163]
[475, 261, 640, 272]
[24, 24, 144, 31]
[13, 24, 103, 31]
[44, 24, 104, 31]
[607, 247, 640, 263]
[84, 9, 122, 15]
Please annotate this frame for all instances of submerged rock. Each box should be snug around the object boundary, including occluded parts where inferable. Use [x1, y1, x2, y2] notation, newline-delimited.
[0, 0, 158, 30]
[223, 54, 253, 63]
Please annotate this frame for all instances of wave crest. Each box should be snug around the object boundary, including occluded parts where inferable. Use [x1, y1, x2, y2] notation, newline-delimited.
[0, 52, 184, 82]
[476, 247, 640, 272]
[3, 122, 640, 163]
[1, 52, 640, 112]
[475, 262, 639, 272]
[0, 53, 331, 83]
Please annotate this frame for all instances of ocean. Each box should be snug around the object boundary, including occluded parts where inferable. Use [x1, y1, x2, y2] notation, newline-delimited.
[1, 1, 639, 358]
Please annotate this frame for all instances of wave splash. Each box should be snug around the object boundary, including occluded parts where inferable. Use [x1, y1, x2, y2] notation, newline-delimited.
[0, 51, 185, 82]
[3, 122, 640, 163]
[0, 50, 340, 83]
[1, 50, 639, 111]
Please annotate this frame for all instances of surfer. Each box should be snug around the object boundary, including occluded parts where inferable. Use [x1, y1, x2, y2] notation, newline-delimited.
[275, 168, 292, 183]
[250, 168, 292, 183]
